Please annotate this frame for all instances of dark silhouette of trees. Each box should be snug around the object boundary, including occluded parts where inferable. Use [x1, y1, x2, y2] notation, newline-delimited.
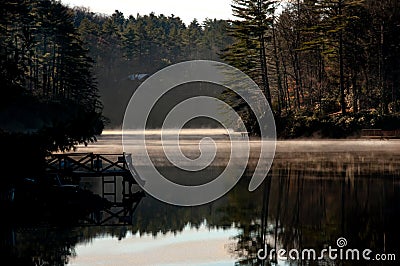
[0, 0, 104, 176]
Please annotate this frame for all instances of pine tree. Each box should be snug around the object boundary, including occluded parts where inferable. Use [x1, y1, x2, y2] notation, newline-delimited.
[121, 21, 137, 60]
[223, 0, 277, 107]
[183, 19, 203, 59]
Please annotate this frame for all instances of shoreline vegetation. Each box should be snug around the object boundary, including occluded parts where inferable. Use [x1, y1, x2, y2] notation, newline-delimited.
[1, 0, 104, 180]
[1, 0, 400, 178]
[276, 111, 400, 139]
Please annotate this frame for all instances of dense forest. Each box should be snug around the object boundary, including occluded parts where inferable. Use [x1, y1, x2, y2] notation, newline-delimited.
[70, 0, 400, 137]
[70, 7, 233, 126]
[224, 0, 400, 137]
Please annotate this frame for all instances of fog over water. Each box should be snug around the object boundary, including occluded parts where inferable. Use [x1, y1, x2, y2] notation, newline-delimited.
[79, 129, 400, 154]
[58, 131, 400, 265]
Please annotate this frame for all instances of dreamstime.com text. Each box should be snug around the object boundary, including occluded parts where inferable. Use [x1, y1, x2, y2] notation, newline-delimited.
[257, 237, 396, 262]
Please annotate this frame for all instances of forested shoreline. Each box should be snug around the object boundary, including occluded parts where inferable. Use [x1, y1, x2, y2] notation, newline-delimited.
[0, 0, 104, 176]
[2, 0, 400, 162]
[72, 0, 400, 137]
[224, 0, 400, 138]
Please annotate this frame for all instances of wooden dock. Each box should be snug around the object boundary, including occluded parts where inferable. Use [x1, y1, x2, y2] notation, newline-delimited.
[46, 153, 144, 226]
[46, 153, 133, 177]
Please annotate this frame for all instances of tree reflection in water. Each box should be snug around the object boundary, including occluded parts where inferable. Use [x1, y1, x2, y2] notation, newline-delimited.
[1, 152, 400, 265]
[231, 152, 400, 266]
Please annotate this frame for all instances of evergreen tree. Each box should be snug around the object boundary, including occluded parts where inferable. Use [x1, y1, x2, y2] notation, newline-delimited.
[0, 0, 103, 155]
[183, 19, 203, 59]
[223, 0, 277, 107]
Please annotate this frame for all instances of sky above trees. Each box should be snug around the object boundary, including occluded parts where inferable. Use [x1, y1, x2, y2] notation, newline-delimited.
[62, 0, 235, 25]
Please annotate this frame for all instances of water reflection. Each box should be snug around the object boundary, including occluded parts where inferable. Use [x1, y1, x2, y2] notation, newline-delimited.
[232, 155, 400, 266]
[2, 143, 400, 265]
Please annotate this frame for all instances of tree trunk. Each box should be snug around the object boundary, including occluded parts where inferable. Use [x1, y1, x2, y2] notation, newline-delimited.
[258, 0, 272, 108]
[339, 0, 347, 114]
[272, 17, 284, 116]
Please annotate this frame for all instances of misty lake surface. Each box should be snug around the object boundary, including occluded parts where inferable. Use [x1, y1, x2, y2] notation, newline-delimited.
[8, 131, 400, 265]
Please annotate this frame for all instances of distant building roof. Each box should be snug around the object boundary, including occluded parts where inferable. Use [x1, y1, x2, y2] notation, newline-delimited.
[128, 74, 149, 81]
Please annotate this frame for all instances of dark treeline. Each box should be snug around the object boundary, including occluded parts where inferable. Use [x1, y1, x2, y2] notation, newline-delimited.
[224, 0, 400, 137]
[71, 8, 233, 126]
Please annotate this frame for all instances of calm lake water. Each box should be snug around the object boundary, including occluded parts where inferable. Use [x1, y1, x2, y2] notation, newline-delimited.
[3, 131, 400, 265]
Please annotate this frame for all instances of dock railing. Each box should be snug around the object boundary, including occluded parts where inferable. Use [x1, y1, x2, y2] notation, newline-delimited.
[45, 153, 144, 226]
